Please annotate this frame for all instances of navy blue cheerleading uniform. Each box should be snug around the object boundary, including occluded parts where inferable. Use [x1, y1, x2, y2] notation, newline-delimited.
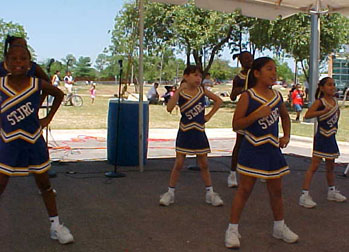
[233, 72, 248, 90]
[0, 76, 50, 176]
[237, 88, 289, 179]
[0, 61, 37, 77]
[175, 86, 210, 155]
[313, 98, 340, 159]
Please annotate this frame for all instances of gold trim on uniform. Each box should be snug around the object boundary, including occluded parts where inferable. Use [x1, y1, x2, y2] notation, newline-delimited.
[1, 127, 42, 143]
[237, 163, 290, 179]
[244, 131, 279, 147]
[180, 87, 204, 112]
[319, 127, 337, 137]
[248, 88, 281, 108]
[179, 122, 205, 132]
[1, 77, 38, 113]
[176, 146, 210, 155]
[0, 160, 51, 176]
[313, 150, 339, 159]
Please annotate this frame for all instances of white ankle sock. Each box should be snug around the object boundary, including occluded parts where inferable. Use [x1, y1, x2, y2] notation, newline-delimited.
[205, 186, 213, 193]
[168, 187, 175, 194]
[228, 223, 238, 232]
[274, 220, 284, 230]
[302, 190, 309, 196]
[50, 216, 60, 229]
[230, 171, 236, 176]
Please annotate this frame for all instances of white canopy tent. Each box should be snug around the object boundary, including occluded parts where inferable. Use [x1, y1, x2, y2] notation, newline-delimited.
[137, 0, 349, 170]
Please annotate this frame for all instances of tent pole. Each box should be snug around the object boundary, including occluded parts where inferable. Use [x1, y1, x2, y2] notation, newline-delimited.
[138, 0, 145, 172]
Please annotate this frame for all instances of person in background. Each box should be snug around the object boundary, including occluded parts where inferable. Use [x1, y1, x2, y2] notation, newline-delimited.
[147, 82, 159, 104]
[291, 84, 304, 121]
[202, 73, 214, 107]
[90, 83, 96, 104]
[64, 71, 74, 104]
[227, 51, 254, 188]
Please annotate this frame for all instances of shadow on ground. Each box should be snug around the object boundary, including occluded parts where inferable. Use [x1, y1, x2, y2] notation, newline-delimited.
[1, 155, 348, 252]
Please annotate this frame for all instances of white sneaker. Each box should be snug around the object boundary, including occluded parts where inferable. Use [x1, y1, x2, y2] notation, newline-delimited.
[273, 223, 299, 243]
[225, 226, 241, 249]
[50, 224, 74, 244]
[205, 191, 223, 206]
[327, 189, 347, 202]
[159, 192, 174, 206]
[299, 194, 317, 208]
[227, 172, 238, 188]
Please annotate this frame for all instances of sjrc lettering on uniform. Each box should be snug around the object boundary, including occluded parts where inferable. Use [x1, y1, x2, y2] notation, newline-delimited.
[7, 102, 34, 125]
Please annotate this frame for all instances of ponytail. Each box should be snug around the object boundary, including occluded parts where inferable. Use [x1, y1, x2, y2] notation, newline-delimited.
[316, 77, 331, 99]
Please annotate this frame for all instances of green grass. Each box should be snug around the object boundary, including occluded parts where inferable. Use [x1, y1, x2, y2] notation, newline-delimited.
[46, 83, 349, 141]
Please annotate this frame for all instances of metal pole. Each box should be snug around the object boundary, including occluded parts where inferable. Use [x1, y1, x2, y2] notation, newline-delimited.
[309, 13, 320, 106]
[306, 13, 320, 129]
[138, 0, 144, 172]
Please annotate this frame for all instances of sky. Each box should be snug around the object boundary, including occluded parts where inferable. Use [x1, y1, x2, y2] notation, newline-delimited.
[1, 0, 124, 64]
[1, 0, 295, 70]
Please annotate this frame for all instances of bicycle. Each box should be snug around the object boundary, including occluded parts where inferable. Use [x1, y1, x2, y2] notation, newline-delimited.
[63, 87, 83, 107]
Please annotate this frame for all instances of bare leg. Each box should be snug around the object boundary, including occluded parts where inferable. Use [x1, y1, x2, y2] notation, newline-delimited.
[302, 156, 321, 190]
[168, 153, 186, 187]
[267, 178, 283, 221]
[197, 154, 211, 186]
[0, 173, 9, 195]
[229, 174, 256, 223]
[34, 172, 57, 217]
[231, 133, 243, 172]
[325, 159, 335, 187]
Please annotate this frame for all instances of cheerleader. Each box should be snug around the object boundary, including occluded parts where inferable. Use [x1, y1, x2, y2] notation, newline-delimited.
[299, 77, 346, 208]
[159, 65, 224, 207]
[0, 44, 74, 244]
[228, 51, 253, 188]
[225, 57, 298, 248]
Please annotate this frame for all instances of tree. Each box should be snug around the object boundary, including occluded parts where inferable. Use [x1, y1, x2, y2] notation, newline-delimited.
[0, 19, 27, 61]
[74, 56, 95, 79]
[269, 13, 349, 81]
[209, 59, 236, 81]
[61, 54, 76, 73]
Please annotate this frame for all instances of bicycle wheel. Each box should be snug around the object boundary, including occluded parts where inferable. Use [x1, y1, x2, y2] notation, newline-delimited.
[71, 95, 83, 107]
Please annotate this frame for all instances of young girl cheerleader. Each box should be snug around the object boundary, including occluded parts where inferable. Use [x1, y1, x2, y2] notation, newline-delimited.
[0, 44, 74, 244]
[159, 65, 224, 207]
[227, 51, 253, 188]
[225, 57, 298, 249]
[299, 77, 346, 208]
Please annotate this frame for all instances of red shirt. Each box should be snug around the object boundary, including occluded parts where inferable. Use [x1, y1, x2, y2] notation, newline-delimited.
[292, 89, 303, 105]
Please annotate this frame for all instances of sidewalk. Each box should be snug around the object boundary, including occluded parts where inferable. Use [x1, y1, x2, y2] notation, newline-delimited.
[46, 128, 349, 163]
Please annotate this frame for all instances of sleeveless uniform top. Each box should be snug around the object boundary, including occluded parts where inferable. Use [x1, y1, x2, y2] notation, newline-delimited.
[233, 72, 248, 90]
[0, 61, 37, 77]
[233, 71, 249, 135]
[237, 88, 289, 179]
[0, 76, 50, 176]
[175, 86, 210, 155]
[313, 97, 340, 159]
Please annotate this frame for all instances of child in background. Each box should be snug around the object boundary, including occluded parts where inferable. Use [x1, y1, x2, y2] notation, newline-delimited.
[227, 51, 253, 188]
[299, 77, 346, 209]
[0, 44, 74, 244]
[225, 57, 298, 249]
[291, 84, 304, 121]
[159, 65, 224, 207]
[90, 83, 96, 104]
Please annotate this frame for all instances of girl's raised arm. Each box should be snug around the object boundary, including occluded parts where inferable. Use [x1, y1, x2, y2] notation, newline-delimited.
[233, 92, 271, 131]
[304, 100, 329, 119]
